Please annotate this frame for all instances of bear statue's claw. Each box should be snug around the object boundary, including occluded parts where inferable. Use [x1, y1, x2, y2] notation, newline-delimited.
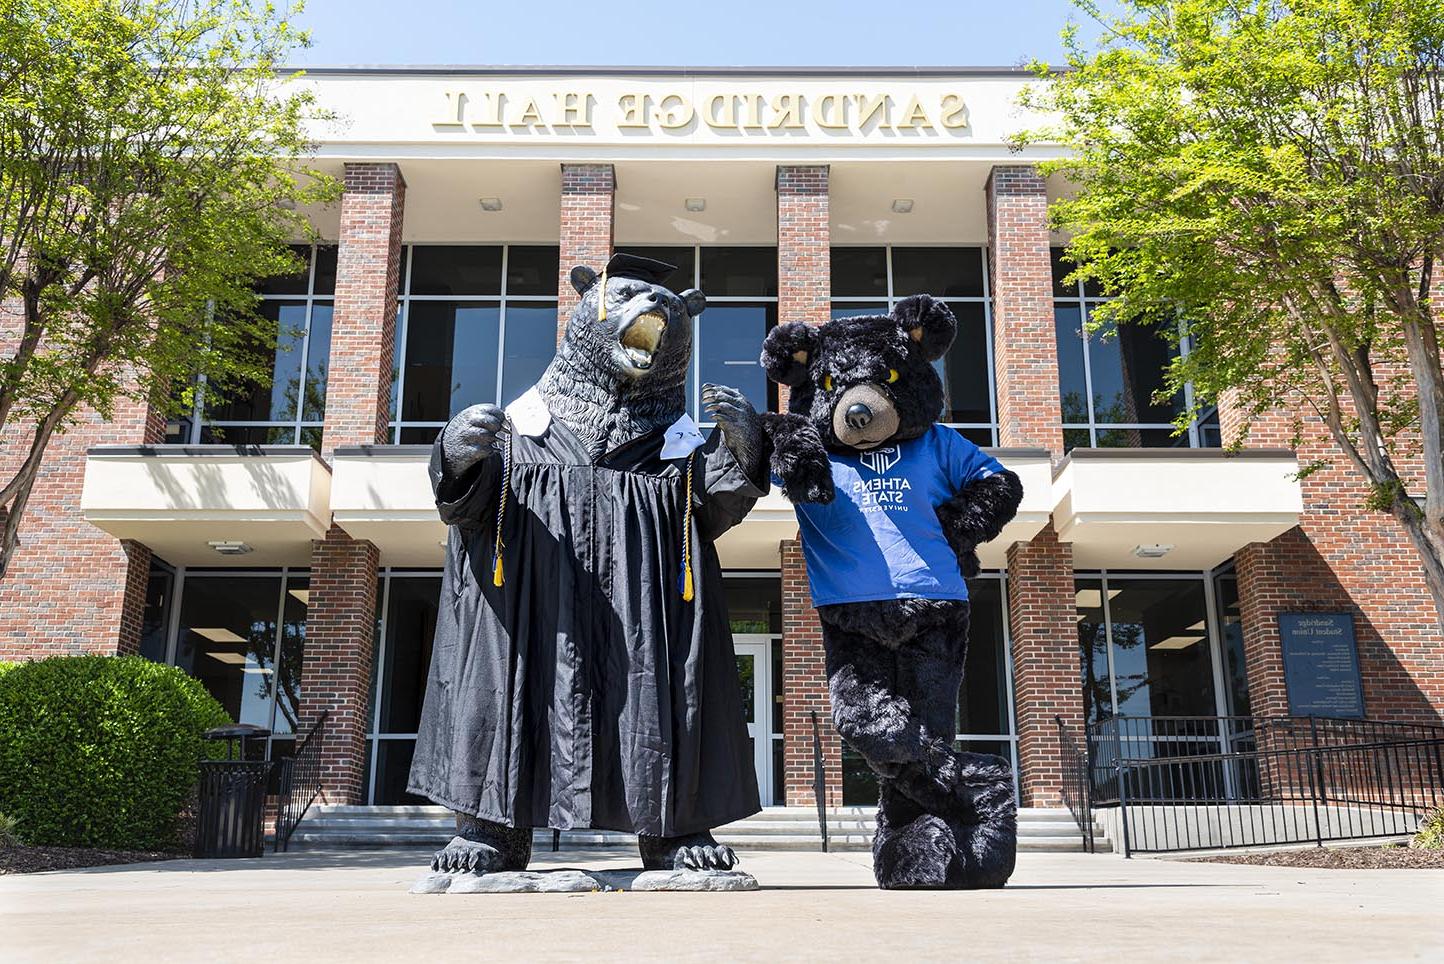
[431, 835, 504, 875]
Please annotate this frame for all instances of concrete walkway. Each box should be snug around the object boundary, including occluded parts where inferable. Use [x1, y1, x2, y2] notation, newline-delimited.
[3, 847, 1441, 962]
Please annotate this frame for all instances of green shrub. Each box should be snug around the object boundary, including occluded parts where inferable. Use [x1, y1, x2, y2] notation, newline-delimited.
[0, 812, 20, 847]
[0, 655, 231, 850]
[1414, 806, 1444, 850]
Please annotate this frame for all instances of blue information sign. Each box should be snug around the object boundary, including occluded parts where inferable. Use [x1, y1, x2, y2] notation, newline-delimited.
[1278, 612, 1365, 718]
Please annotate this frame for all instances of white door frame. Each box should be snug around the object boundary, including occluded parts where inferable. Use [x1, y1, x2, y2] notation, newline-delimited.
[733, 635, 772, 807]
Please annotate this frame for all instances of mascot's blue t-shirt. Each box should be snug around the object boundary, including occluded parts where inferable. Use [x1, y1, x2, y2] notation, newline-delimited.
[784, 425, 1006, 607]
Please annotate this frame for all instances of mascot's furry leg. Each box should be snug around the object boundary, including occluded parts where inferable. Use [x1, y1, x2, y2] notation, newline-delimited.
[820, 603, 1017, 889]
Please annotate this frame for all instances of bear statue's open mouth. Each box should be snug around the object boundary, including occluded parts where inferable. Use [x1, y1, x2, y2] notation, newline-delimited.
[619, 310, 667, 371]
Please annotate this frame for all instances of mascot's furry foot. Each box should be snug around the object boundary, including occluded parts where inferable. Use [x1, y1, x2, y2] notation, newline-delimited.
[638, 830, 739, 871]
[872, 757, 1018, 890]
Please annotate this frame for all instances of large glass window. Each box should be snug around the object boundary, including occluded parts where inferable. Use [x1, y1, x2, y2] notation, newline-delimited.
[170, 570, 309, 758]
[1075, 573, 1225, 726]
[390, 245, 560, 444]
[180, 244, 336, 449]
[841, 574, 1018, 805]
[830, 246, 998, 447]
[1052, 249, 1219, 451]
[629, 246, 779, 426]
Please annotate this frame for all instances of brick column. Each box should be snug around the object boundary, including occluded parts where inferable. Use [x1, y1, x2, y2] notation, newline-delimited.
[781, 539, 843, 807]
[0, 365, 166, 659]
[557, 163, 615, 336]
[986, 164, 1082, 807]
[774, 166, 841, 804]
[302, 161, 405, 804]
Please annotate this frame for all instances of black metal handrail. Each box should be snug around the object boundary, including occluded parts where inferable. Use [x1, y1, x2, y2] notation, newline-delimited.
[274, 711, 329, 853]
[810, 709, 829, 853]
[1054, 715, 1095, 853]
[1083, 714, 1444, 855]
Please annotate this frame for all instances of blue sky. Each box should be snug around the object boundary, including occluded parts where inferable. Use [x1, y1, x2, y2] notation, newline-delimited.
[288, 0, 1097, 68]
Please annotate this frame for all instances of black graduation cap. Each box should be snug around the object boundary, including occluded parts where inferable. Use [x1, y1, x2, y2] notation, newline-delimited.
[603, 252, 677, 285]
[596, 253, 679, 321]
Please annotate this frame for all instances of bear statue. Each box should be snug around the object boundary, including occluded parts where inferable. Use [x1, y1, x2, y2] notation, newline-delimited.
[760, 294, 1024, 890]
[409, 252, 767, 878]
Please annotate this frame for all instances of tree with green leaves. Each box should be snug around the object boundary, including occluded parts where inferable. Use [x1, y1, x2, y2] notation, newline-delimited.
[0, 0, 337, 577]
[1020, 0, 1444, 629]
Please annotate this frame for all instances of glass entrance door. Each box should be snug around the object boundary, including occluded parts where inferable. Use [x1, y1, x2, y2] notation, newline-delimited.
[733, 636, 772, 806]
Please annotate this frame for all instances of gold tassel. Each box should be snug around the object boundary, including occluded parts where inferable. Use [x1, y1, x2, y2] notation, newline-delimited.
[680, 452, 695, 602]
[492, 431, 511, 587]
[597, 265, 608, 321]
[492, 554, 504, 588]
[682, 564, 694, 603]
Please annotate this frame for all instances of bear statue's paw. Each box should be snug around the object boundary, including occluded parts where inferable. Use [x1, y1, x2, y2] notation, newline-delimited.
[431, 835, 505, 874]
[638, 831, 739, 872]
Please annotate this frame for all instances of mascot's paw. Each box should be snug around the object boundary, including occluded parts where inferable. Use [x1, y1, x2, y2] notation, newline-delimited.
[638, 831, 739, 871]
[873, 813, 964, 890]
[703, 382, 764, 481]
[762, 412, 835, 504]
[431, 835, 505, 874]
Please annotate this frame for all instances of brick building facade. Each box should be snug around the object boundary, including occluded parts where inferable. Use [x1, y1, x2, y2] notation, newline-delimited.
[1, 67, 1439, 814]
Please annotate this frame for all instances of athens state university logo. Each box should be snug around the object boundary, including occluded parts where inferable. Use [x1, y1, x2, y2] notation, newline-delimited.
[859, 446, 901, 475]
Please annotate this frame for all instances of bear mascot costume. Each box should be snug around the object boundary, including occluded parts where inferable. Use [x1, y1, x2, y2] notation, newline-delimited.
[760, 294, 1024, 890]
[409, 253, 767, 877]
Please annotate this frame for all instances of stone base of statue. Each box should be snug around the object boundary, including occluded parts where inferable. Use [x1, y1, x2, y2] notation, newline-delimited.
[410, 867, 759, 894]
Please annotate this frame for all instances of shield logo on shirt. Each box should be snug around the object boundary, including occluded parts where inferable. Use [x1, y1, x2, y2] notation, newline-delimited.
[859, 446, 901, 475]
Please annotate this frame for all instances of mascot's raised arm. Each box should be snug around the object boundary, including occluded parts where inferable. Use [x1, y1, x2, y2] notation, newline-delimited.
[410, 253, 767, 884]
[759, 294, 1025, 890]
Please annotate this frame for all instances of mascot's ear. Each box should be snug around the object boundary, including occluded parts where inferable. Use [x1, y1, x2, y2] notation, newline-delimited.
[894, 294, 956, 362]
[569, 265, 599, 296]
[761, 322, 820, 386]
[681, 288, 707, 318]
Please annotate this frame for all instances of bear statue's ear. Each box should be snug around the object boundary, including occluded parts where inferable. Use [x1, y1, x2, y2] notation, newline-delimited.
[761, 322, 820, 386]
[681, 288, 707, 318]
[894, 294, 956, 362]
[569, 265, 599, 296]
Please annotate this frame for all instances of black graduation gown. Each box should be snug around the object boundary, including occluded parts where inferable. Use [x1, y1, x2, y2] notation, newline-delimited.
[407, 416, 765, 837]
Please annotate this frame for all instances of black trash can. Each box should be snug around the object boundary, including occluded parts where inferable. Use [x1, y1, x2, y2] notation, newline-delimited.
[195, 724, 272, 859]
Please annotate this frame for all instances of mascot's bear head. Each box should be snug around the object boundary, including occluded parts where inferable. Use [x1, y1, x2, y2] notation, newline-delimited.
[561, 253, 706, 390]
[761, 294, 957, 452]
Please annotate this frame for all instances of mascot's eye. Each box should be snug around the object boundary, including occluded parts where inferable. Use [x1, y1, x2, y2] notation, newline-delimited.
[823, 374, 833, 391]
[887, 369, 899, 384]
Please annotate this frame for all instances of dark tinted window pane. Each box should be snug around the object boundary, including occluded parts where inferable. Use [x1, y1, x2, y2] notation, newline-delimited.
[1054, 305, 1089, 424]
[256, 244, 312, 295]
[1214, 573, 1249, 716]
[271, 577, 308, 735]
[620, 247, 694, 291]
[1075, 579, 1113, 724]
[891, 247, 985, 298]
[1050, 247, 1077, 297]
[299, 426, 322, 451]
[1106, 579, 1218, 718]
[390, 305, 405, 423]
[724, 577, 782, 634]
[377, 577, 441, 734]
[374, 740, 428, 805]
[1095, 427, 1188, 448]
[139, 567, 173, 662]
[1197, 406, 1222, 448]
[771, 642, 784, 735]
[505, 245, 560, 296]
[959, 580, 1008, 735]
[399, 426, 441, 444]
[1088, 320, 1182, 425]
[401, 301, 500, 421]
[500, 304, 558, 406]
[1063, 428, 1091, 452]
[409, 246, 502, 296]
[939, 302, 992, 424]
[312, 245, 338, 295]
[830, 303, 887, 321]
[696, 304, 774, 422]
[207, 302, 308, 423]
[174, 576, 283, 730]
[830, 247, 888, 297]
[200, 425, 297, 444]
[958, 426, 995, 446]
[301, 304, 333, 422]
[700, 247, 777, 297]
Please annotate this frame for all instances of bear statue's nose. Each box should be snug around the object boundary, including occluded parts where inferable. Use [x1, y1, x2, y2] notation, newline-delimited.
[845, 403, 873, 430]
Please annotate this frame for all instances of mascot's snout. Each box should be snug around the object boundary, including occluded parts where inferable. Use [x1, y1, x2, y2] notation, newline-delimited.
[832, 383, 899, 449]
